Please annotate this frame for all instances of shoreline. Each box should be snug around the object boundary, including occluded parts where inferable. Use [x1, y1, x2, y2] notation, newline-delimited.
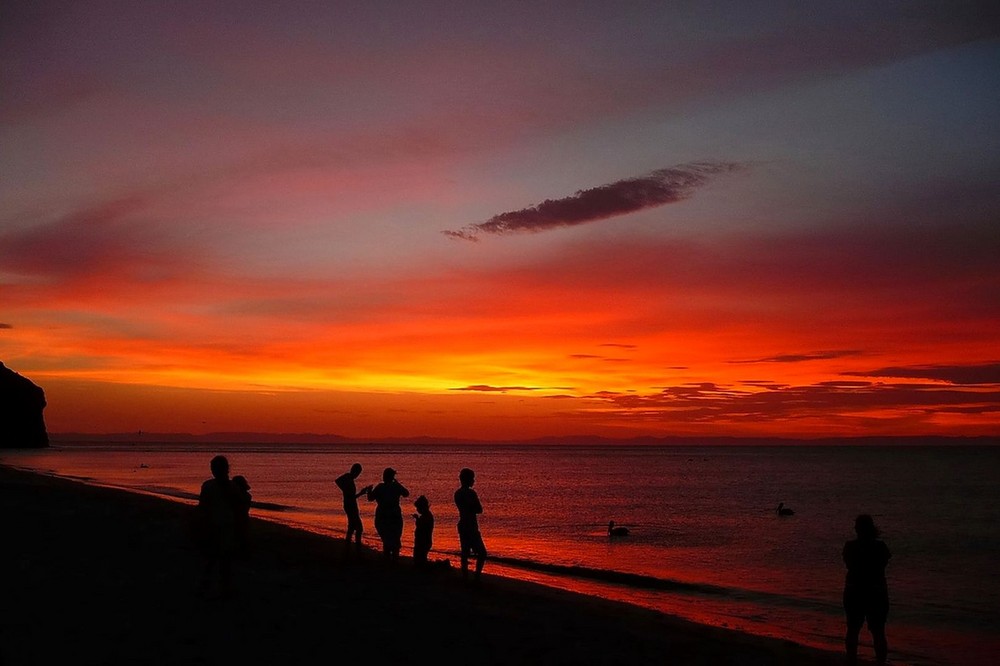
[0, 464, 851, 665]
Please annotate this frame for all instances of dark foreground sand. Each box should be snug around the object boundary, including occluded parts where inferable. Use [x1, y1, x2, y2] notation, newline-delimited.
[0, 465, 846, 665]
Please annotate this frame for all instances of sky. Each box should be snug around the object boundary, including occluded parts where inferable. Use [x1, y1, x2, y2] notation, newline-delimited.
[2, 1, 1000, 440]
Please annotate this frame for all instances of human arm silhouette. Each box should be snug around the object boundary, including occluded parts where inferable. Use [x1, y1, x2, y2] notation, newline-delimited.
[455, 488, 483, 517]
[334, 474, 352, 495]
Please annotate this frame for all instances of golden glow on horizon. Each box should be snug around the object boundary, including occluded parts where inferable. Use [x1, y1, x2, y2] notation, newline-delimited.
[10, 294, 1000, 440]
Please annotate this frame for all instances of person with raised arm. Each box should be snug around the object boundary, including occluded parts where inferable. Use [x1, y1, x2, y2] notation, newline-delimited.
[335, 463, 372, 556]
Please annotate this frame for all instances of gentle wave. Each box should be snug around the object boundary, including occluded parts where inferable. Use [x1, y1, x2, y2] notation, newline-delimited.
[9, 467, 298, 513]
[134, 484, 294, 512]
[487, 554, 839, 614]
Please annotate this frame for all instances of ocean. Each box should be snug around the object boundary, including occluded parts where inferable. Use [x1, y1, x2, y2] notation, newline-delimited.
[2, 442, 997, 665]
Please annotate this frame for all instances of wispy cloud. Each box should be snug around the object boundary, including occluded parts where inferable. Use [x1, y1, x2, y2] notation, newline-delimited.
[0, 199, 146, 278]
[451, 384, 544, 393]
[577, 380, 1000, 427]
[569, 353, 631, 363]
[0, 197, 209, 292]
[843, 363, 1000, 385]
[0, 323, 12, 329]
[730, 350, 863, 364]
[444, 161, 745, 240]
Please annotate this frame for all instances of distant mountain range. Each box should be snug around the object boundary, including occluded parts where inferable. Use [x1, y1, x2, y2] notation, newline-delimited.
[48, 432, 1000, 446]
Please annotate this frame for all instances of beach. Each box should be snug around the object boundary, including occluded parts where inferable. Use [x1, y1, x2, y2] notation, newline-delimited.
[0, 464, 851, 666]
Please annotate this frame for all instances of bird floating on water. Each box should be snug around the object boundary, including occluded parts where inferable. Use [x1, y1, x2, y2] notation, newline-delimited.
[608, 520, 630, 537]
[777, 502, 795, 516]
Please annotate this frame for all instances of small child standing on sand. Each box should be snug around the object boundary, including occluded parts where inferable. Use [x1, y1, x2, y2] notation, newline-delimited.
[412, 495, 434, 566]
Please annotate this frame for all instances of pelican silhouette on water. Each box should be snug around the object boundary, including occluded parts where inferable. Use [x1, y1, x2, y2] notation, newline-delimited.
[777, 502, 795, 516]
[608, 520, 630, 537]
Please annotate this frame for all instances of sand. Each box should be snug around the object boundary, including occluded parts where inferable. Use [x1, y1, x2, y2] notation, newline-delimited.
[0, 465, 847, 665]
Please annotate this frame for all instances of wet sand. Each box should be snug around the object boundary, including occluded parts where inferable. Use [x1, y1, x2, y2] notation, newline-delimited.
[0, 465, 847, 665]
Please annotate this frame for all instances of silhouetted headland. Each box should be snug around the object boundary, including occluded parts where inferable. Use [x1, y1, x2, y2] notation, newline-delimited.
[0, 362, 48, 448]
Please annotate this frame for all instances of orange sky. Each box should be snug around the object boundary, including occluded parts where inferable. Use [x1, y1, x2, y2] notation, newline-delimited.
[2, 3, 999, 439]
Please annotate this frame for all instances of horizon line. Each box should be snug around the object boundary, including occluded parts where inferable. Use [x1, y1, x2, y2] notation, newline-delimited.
[45, 432, 1000, 447]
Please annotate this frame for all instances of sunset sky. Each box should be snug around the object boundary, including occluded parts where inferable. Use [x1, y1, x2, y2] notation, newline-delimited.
[2, 2, 999, 440]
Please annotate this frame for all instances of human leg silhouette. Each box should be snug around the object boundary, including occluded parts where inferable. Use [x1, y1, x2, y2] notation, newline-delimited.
[845, 614, 864, 664]
[869, 616, 888, 664]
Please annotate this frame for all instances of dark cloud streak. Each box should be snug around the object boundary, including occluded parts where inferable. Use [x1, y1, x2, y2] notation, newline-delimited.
[451, 385, 543, 393]
[844, 363, 1000, 385]
[583, 381, 1000, 424]
[444, 161, 744, 240]
[452, 384, 575, 393]
[731, 350, 862, 364]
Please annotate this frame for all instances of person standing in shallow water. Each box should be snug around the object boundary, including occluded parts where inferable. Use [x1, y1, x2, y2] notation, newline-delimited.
[454, 467, 487, 580]
[843, 514, 891, 665]
[366, 467, 409, 560]
[335, 463, 372, 555]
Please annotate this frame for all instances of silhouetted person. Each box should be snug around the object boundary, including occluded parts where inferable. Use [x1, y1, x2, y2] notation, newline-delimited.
[412, 495, 434, 567]
[843, 514, 891, 665]
[366, 467, 409, 560]
[335, 463, 372, 555]
[196, 455, 239, 597]
[232, 475, 252, 556]
[455, 467, 487, 580]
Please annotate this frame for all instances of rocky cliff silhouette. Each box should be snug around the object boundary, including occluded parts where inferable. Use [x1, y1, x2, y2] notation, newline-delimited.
[1, 362, 49, 448]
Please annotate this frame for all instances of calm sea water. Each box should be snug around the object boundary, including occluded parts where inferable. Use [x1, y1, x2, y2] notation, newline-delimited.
[3, 443, 997, 665]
